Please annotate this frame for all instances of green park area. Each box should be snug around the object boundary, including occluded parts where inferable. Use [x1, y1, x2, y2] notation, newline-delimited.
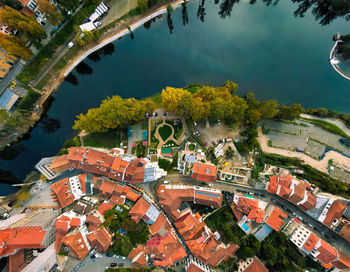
[104, 205, 149, 257]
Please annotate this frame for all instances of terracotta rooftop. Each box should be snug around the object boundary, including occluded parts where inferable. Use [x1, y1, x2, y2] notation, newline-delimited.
[157, 185, 222, 219]
[67, 147, 87, 162]
[84, 149, 115, 169]
[298, 191, 316, 211]
[129, 198, 151, 224]
[323, 200, 347, 227]
[339, 222, 350, 243]
[128, 245, 148, 266]
[192, 162, 216, 183]
[332, 250, 350, 270]
[315, 239, 337, 265]
[149, 213, 171, 236]
[50, 178, 75, 208]
[110, 194, 126, 205]
[99, 180, 116, 195]
[61, 230, 90, 260]
[303, 233, 319, 252]
[21, 6, 35, 17]
[18, 0, 31, 5]
[186, 263, 205, 272]
[0, 226, 46, 257]
[265, 207, 287, 232]
[125, 188, 142, 202]
[50, 155, 70, 173]
[243, 257, 268, 272]
[86, 227, 112, 253]
[98, 202, 114, 216]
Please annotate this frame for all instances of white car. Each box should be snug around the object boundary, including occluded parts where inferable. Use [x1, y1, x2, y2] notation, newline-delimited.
[122, 256, 126, 260]
[163, 180, 170, 184]
[208, 183, 214, 187]
[68, 42, 74, 48]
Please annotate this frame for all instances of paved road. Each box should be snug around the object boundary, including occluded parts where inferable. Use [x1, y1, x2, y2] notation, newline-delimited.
[63, 254, 132, 272]
[143, 174, 350, 255]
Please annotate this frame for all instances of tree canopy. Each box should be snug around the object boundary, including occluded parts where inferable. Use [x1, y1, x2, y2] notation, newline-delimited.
[0, 33, 32, 60]
[73, 96, 155, 133]
[161, 81, 247, 123]
[37, 0, 62, 25]
[0, 6, 46, 41]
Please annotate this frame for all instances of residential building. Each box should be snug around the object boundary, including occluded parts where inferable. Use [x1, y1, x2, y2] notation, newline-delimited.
[0, 48, 17, 81]
[268, 175, 316, 211]
[18, 0, 48, 25]
[0, 88, 19, 111]
[191, 162, 216, 183]
[61, 225, 91, 260]
[157, 185, 222, 219]
[237, 257, 268, 272]
[50, 174, 92, 208]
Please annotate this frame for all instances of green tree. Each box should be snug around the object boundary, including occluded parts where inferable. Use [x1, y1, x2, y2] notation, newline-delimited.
[225, 146, 235, 159]
[190, 96, 210, 121]
[161, 87, 191, 112]
[221, 80, 238, 94]
[54, 0, 80, 16]
[258, 100, 278, 119]
[138, 0, 148, 12]
[276, 104, 304, 121]
[0, 33, 32, 60]
[0, 6, 46, 41]
[76, 30, 100, 46]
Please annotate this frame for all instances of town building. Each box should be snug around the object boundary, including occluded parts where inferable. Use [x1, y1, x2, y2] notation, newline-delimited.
[191, 162, 216, 183]
[268, 175, 316, 211]
[237, 257, 268, 272]
[0, 48, 17, 82]
[157, 185, 222, 219]
[0, 209, 58, 272]
[18, 0, 48, 25]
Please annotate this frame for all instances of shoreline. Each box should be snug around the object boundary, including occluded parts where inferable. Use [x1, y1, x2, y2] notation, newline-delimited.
[0, 0, 187, 151]
[329, 40, 350, 81]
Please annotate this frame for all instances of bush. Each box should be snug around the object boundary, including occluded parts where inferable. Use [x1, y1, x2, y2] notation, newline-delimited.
[158, 157, 171, 171]
[188, 143, 195, 151]
[17, 89, 40, 110]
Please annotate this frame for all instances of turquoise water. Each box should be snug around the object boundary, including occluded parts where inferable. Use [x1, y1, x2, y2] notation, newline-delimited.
[0, 0, 350, 194]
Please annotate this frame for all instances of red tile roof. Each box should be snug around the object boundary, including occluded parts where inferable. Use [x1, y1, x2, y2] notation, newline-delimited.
[61, 230, 90, 260]
[70, 218, 81, 227]
[233, 197, 265, 224]
[186, 263, 205, 272]
[316, 239, 337, 265]
[129, 198, 150, 224]
[303, 233, 319, 252]
[128, 245, 147, 266]
[149, 213, 171, 236]
[110, 194, 126, 205]
[99, 180, 116, 199]
[98, 202, 114, 216]
[192, 162, 216, 183]
[50, 178, 75, 208]
[298, 191, 316, 211]
[50, 155, 70, 173]
[323, 200, 347, 227]
[288, 182, 306, 205]
[265, 207, 287, 232]
[125, 188, 142, 202]
[109, 157, 129, 181]
[86, 227, 112, 253]
[332, 250, 350, 270]
[243, 258, 268, 272]
[18, 0, 31, 5]
[157, 185, 222, 219]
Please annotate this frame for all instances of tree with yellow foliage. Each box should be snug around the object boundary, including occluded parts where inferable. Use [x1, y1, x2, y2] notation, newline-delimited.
[37, 0, 63, 26]
[0, 33, 32, 60]
[0, 6, 46, 41]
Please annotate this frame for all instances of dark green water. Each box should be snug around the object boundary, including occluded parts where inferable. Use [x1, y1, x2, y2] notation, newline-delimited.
[0, 0, 349, 194]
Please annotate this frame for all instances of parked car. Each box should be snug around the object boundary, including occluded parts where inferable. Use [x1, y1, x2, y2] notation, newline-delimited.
[73, 265, 80, 271]
[163, 180, 170, 184]
[208, 183, 214, 187]
[110, 263, 117, 267]
[121, 256, 126, 260]
[254, 193, 259, 196]
[118, 263, 124, 267]
[114, 255, 120, 258]
[106, 253, 113, 257]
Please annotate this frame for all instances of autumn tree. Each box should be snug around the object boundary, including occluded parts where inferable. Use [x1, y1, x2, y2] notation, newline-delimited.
[0, 33, 32, 60]
[73, 96, 155, 133]
[161, 87, 191, 112]
[0, 6, 46, 41]
[37, 0, 62, 25]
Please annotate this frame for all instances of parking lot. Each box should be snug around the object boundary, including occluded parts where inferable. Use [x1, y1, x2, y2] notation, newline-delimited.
[63, 253, 131, 272]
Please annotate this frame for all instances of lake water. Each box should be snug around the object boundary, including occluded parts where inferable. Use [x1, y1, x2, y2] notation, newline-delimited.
[0, 0, 349, 195]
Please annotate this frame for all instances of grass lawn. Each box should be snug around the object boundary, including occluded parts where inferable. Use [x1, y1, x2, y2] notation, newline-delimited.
[0, 110, 8, 124]
[158, 124, 172, 141]
[83, 128, 120, 148]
